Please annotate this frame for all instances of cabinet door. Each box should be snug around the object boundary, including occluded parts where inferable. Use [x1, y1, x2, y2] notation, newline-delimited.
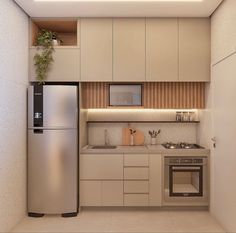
[149, 155, 162, 206]
[81, 18, 112, 81]
[80, 181, 102, 206]
[124, 194, 149, 206]
[113, 18, 145, 82]
[146, 18, 178, 81]
[179, 18, 210, 82]
[80, 154, 123, 180]
[29, 48, 80, 82]
[102, 181, 123, 206]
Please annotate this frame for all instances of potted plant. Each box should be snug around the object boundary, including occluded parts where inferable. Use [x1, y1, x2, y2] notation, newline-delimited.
[149, 129, 161, 145]
[34, 29, 62, 84]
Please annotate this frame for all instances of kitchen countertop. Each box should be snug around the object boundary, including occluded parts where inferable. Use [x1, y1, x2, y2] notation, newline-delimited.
[81, 145, 210, 156]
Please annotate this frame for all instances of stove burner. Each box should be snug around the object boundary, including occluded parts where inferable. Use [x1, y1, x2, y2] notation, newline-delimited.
[162, 142, 204, 149]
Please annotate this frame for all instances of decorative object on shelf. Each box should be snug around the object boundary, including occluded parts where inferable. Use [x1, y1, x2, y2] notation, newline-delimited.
[34, 29, 62, 84]
[129, 128, 136, 146]
[149, 129, 161, 145]
[176, 112, 182, 122]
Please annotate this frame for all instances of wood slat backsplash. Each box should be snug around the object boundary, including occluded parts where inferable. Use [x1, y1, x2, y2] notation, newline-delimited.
[81, 82, 205, 109]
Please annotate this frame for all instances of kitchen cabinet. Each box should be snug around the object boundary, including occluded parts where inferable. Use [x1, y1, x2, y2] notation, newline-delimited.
[124, 181, 149, 193]
[146, 18, 179, 81]
[81, 18, 113, 81]
[124, 194, 149, 206]
[149, 154, 162, 206]
[80, 181, 123, 206]
[80, 154, 123, 180]
[113, 18, 146, 82]
[80, 181, 102, 206]
[124, 167, 149, 180]
[102, 181, 123, 206]
[179, 18, 210, 82]
[124, 154, 149, 167]
[29, 47, 80, 82]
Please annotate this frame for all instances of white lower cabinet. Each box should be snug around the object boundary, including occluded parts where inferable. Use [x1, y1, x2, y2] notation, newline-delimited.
[102, 181, 123, 206]
[80, 153, 162, 207]
[124, 194, 149, 206]
[80, 181, 102, 206]
[80, 181, 123, 206]
[149, 154, 162, 206]
[124, 181, 149, 194]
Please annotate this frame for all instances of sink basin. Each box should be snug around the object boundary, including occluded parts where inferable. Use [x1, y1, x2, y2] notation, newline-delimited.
[91, 145, 117, 149]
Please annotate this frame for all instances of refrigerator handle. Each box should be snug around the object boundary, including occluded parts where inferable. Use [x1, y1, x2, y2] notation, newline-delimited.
[34, 129, 43, 134]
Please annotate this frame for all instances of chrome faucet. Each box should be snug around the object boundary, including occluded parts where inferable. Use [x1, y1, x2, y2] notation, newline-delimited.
[104, 129, 110, 146]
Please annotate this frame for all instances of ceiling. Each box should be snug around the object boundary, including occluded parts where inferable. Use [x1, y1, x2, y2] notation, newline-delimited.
[15, 0, 223, 17]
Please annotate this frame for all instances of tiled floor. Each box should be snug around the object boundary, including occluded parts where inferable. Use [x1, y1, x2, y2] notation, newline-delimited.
[12, 208, 225, 233]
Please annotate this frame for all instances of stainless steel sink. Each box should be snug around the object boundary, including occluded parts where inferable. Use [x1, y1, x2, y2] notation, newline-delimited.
[91, 145, 117, 149]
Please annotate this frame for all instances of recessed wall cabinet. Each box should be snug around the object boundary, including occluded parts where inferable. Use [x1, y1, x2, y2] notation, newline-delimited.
[146, 18, 179, 81]
[179, 18, 210, 82]
[29, 19, 80, 82]
[81, 18, 113, 81]
[113, 18, 146, 82]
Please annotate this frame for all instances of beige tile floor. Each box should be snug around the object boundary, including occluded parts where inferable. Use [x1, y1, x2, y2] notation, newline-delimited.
[12, 208, 225, 233]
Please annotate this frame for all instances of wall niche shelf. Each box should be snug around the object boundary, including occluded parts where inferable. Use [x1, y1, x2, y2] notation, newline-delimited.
[30, 19, 79, 47]
[87, 121, 200, 124]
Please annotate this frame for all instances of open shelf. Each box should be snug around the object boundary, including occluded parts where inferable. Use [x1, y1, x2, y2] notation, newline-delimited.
[31, 19, 78, 47]
[87, 121, 200, 124]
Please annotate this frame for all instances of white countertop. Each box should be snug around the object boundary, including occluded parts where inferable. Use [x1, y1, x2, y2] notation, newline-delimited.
[81, 145, 210, 156]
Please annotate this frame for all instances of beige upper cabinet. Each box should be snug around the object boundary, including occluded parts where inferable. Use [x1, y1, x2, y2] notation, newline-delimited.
[146, 18, 179, 81]
[179, 18, 211, 82]
[29, 47, 80, 82]
[113, 18, 146, 82]
[81, 18, 113, 82]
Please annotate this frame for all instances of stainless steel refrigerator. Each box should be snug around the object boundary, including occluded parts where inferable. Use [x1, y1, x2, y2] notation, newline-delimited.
[28, 84, 78, 217]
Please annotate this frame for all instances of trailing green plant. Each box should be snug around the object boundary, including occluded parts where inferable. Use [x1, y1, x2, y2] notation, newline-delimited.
[34, 29, 61, 84]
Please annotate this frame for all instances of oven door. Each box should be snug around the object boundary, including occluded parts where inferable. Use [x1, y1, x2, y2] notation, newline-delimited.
[169, 165, 203, 197]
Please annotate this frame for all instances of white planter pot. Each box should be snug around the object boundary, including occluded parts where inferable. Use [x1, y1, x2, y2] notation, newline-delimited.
[151, 137, 156, 145]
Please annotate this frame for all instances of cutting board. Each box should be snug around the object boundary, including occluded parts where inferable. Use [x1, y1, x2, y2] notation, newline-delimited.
[122, 128, 145, 146]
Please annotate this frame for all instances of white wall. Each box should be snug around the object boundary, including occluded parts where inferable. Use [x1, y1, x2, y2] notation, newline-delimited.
[210, 0, 236, 232]
[0, 0, 29, 232]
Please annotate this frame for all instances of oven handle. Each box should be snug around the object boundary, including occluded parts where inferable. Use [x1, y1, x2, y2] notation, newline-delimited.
[172, 166, 201, 170]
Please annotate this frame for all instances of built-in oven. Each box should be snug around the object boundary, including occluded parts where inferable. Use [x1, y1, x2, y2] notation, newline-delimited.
[164, 156, 208, 204]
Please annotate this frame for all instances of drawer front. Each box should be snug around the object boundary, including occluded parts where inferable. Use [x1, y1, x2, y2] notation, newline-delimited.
[124, 194, 149, 206]
[80, 154, 123, 180]
[124, 181, 149, 193]
[124, 154, 149, 167]
[124, 167, 149, 180]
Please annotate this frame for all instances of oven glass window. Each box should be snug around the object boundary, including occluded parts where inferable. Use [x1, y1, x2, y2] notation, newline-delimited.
[170, 166, 203, 197]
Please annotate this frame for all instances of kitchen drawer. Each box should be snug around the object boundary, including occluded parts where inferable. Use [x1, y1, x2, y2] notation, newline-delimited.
[124, 194, 149, 206]
[124, 154, 148, 167]
[124, 181, 149, 193]
[124, 167, 149, 180]
[80, 154, 123, 180]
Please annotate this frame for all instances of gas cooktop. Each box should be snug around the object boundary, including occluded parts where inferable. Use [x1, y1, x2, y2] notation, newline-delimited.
[162, 142, 204, 149]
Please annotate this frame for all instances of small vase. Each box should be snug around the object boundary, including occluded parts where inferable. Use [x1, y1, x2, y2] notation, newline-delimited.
[151, 137, 156, 145]
[130, 135, 134, 146]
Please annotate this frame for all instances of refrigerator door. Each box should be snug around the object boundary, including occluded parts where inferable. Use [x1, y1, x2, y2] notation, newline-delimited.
[28, 129, 78, 214]
[28, 85, 78, 129]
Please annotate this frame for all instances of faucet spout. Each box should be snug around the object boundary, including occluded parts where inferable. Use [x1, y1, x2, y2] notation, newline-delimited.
[104, 129, 110, 146]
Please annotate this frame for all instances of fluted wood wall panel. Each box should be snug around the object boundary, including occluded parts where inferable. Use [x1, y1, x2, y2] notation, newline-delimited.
[81, 82, 205, 109]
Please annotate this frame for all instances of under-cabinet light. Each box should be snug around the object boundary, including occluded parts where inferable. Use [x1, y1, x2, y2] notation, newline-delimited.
[35, 0, 203, 2]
